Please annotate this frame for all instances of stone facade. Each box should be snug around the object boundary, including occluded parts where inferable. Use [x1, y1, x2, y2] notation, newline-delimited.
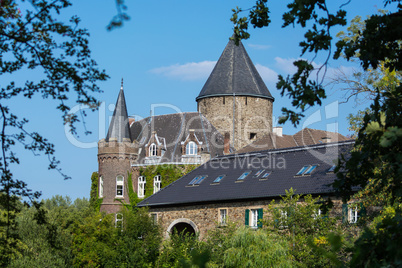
[98, 138, 138, 214]
[197, 96, 273, 150]
[149, 197, 345, 239]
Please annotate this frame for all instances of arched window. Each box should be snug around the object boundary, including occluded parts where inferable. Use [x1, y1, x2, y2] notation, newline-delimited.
[149, 143, 157, 157]
[99, 176, 103, 198]
[153, 175, 161, 194]
[138, 176, 146, 198]
[116, 175, 124, 197]
[186, 141, 197, 155]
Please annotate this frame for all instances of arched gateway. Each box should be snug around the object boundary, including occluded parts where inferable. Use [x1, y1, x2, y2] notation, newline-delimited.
[167, 218, 198, 237]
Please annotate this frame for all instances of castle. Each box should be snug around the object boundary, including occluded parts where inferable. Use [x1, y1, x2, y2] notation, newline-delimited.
[97, 37, 349, 218]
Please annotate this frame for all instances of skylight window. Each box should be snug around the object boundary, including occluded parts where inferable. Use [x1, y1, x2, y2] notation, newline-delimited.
[188, 175, 207, 186]
[304, 165, 317, 175]
[189, 176, 200, 185]
[296, 165, 318, 176]
[261, 171, 271, 179]
[254, 169, 265, 177]
[328, 165, 336, 173]
[193, 176, 207, 185]
[213, 175, 225, 183]
[237, 171, 251, 181]
[296, 166, 309, 176]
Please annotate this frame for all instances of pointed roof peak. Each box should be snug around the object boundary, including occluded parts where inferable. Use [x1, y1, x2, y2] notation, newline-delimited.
[196, 37, 274, 101]
[105, 81, 132, 142]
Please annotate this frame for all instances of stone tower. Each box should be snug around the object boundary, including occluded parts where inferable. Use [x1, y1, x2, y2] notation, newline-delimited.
[98, 80, 138, 214]
[196, 38, 274, 150]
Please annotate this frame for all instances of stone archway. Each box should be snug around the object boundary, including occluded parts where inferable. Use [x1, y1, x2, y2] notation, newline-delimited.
[167, 218, 198, 237]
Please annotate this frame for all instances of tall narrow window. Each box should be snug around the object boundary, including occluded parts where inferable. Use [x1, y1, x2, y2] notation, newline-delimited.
[349, 206, 359, 223]
[186, 141, 197, 155]
[138, 176, 146, 198]
[115, 213, 123, 229]
[149, 143, 157, 157]
[99, 176, 103, 198]
[220, 209, 227, 225]
[116, 175, 124, 197]
[153, 175, 161, 194]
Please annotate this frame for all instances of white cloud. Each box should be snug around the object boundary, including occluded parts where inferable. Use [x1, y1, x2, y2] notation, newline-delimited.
[255, 64, 278, 83]
[150, 61, 216, 81]
[248, 43, 271, 50]
[273, 57, 355, 82]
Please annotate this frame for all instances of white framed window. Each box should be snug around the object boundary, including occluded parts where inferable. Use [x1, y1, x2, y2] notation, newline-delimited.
[138, 176, 146, 198]
[115, 213, 123, 229]
[250, 209, 259, 228]
[278, 210, 288, 228]
[349, 206, 359, 223]
[116, 175, 124, 197]
[153, 175, 161, 194]
[186, 141, 197, 155]
[151, 213, 158, 224]
[219, 209, 227, 225]
[149, 143, 157, 157]
[99, 176, 103, 198]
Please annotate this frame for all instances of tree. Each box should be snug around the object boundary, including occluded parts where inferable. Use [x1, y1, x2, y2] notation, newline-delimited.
[230, 0, 402, 217]
[265, 189, 350, 267]
[229, 2, 401, 266]
[0, 0, 107, 263]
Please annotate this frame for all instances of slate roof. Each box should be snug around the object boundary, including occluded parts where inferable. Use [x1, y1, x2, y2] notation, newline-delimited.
[137, 141, 354, 208]
[130, 112, 224, 165]
[196, 38, 274, 101]
[236, 128, 351, 154]
[106, 84, 132, 142]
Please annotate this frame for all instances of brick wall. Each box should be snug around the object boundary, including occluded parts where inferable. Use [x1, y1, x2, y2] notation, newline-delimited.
[98, 139, 138, 214]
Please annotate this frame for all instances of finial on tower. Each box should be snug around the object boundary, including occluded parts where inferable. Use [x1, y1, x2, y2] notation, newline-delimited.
[121, 78, 124, 90]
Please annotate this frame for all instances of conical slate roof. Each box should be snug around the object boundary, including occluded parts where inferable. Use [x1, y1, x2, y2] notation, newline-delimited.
[106, 81, 132, 142]
[196, 38, 274, 101]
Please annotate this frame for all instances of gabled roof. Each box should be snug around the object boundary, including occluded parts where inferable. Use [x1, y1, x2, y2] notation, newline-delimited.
[130, 112, 224, 165]
[196, 38, 274, 101]
[236, 128, 351, 154]
[137, 141, 354, 208]
[106, 82, 132, 142]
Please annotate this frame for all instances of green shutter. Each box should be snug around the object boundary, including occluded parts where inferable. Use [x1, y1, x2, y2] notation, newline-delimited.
[360, 203, 366, 218]
[257, 208, 263, 228]
[342, 204, 348, 223]
[245, 209, 249, 226]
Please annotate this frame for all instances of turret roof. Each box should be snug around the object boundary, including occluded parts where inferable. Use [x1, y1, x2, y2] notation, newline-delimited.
[196, 38, 274, 101]
[105, 80, 132, 142]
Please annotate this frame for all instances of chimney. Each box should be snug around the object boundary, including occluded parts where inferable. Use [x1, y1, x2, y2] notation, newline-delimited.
[273, 127, 283, 137]
[321, 136, 332, 143]
[224, 132, 230, 155]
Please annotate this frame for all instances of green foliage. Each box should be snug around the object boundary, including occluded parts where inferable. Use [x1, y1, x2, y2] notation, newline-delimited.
[72, 206, 161, 268]
[223, 227, 294, 268]
[126, 172, 140, 206]
[156, 231, 203, 268]
[8, 196, 91, 267]
[140, 164, 197, 199]
[89, 172, 102, 211]
[351, 205, 402, 267]
[0, 0, 107, 260]
[266, 188, 346, 267]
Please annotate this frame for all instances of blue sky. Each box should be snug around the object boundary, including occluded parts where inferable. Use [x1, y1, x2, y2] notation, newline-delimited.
[10, 0, 391, 201]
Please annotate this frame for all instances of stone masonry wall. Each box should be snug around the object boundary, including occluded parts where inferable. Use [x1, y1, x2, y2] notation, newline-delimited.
[197, 96, 273, 150]
[149, 197, 345, 240]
